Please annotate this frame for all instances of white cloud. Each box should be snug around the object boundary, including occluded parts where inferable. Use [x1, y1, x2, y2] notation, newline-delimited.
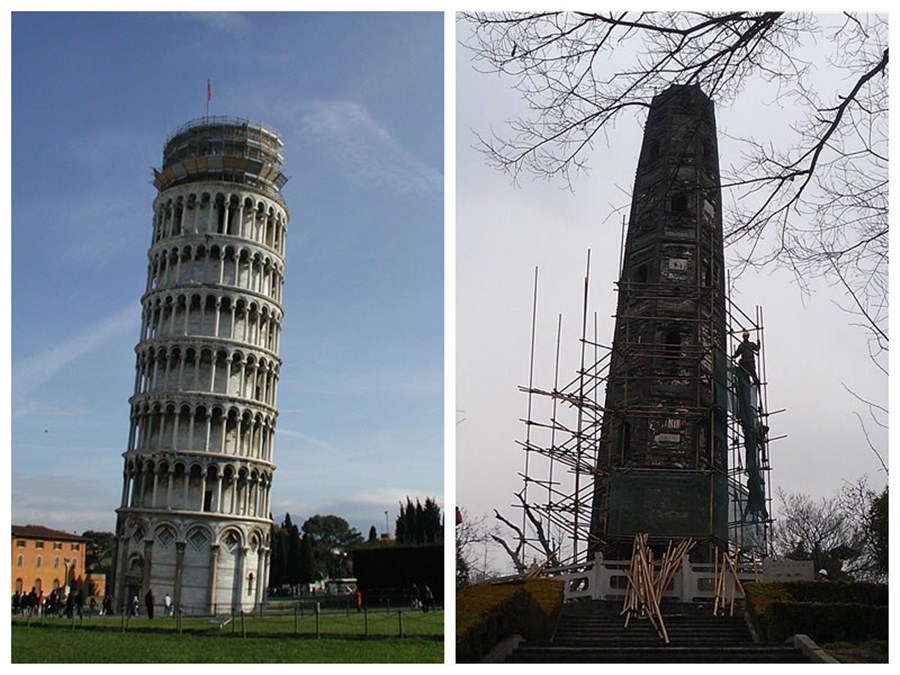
[275, 428, 344, 456]
[12, 303, 140, 417]
[183, 12, 252, 34]
[295, 100, 442, 196]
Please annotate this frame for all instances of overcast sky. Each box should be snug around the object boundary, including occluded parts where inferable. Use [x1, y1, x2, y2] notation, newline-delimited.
[455, 13, 889, 574]
[6, 11, 444, 539]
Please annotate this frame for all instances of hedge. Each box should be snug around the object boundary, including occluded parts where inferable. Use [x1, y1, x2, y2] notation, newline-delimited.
[456, 579, 565, 663]
[351, 544, 443, 604]
[744, 581, 888, 644]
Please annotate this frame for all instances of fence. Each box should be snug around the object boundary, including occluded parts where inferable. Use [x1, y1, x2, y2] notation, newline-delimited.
[551, 553, 814, 603]
[11, 601, 444, 640]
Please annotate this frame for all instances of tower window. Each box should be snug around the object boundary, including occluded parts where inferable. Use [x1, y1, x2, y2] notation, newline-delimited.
[664, 329, 682, 358]
[669, 193, 688, 212]
[632, 264, 648, 284]
[619, 419, 632, 457]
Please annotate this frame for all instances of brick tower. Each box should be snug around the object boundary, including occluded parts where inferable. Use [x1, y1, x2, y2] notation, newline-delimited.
[589, 85, 729, 559]
[112, 117, 289, 613]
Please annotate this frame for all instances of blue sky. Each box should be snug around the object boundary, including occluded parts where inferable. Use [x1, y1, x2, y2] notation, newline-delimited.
[7, 11, 444, 538]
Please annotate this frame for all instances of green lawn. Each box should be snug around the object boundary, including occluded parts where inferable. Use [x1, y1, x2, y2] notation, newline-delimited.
[11, 611, 444, 663]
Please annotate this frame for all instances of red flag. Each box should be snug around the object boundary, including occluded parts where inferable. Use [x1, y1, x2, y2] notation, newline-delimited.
[207, 80, 212, 102]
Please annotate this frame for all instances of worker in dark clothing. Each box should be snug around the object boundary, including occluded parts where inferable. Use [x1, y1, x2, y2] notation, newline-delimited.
[733, 330, 760, 386]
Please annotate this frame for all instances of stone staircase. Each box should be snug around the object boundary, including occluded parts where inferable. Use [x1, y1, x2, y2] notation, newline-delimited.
[507, 600, 810, 663]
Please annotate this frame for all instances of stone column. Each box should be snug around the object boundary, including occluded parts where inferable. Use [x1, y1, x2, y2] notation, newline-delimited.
[214, 298, 222, 338]
[220, 412, 229, 455]
[216, 473, 225, 513]
[151, 468, 160, 508]
[120, 467, 130, 508]
[237, 545, 249, 610]
[188, 409, 196, 453]
[193, 347, 202, 388]
[207, 544, 220, 613]
[260, 546, 271, 605]
[127, 411, 137, 452]
[142, 538, 154, 598]
[166, 464, 174, 506]
[175, 246, 183, 281]
[209, 352, 218, 393]
[199, 468, 208, 511]
[182, 467, 190, 506]
[204, 410, 212, 452]
[173, 541, 186, 609]
[171, 411, 180, 451]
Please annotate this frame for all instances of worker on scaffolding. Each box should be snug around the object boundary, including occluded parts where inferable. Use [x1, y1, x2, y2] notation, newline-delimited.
[733, 330, 761, 386]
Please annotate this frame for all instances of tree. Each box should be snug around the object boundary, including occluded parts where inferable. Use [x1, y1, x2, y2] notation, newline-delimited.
[368, 525, 378, 542]
[456, 508, 496, 587]
[396, 497, 443, 545]
[461, 12, 888, 353]
[285, 515, 302, 584]
[773, 479, 887, 582]
[81, 531, 115, 574]
[773, 488, 859, 579]
[301, 515, 364, 579]
[298, 533, 316, 583]
[269, 520, 286, 587]
[867, 487, 888, 578]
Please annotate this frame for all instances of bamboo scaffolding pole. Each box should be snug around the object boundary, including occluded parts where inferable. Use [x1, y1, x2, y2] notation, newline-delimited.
[637, 538, 669, 643]
[622, 533, 693, 644]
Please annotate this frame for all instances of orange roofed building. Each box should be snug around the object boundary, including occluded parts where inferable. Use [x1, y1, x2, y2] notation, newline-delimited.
[11, 525, 89, 596]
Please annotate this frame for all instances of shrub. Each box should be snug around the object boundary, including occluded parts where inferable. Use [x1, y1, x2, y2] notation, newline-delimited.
[744, 581, 888, 644]
[766, 602, 887, 643]
[456, 579, 564, 663]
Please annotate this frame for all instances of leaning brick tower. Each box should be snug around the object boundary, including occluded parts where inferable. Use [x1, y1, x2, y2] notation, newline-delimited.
[112, 117, 289, 613]
[589, 85, 729, 560]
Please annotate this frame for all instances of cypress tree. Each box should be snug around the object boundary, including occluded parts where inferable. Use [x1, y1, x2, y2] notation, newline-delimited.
[299, 534, 315, 583]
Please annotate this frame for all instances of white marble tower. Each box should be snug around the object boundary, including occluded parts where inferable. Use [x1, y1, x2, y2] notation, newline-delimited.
[112, 117, 289, 613]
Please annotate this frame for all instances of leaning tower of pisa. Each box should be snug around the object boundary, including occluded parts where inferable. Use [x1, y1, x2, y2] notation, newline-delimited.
[112, 117, 289, 613]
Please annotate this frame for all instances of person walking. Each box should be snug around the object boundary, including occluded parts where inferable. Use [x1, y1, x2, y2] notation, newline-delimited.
[145, 589, 155, 619]
[74, 589, 84, 618]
